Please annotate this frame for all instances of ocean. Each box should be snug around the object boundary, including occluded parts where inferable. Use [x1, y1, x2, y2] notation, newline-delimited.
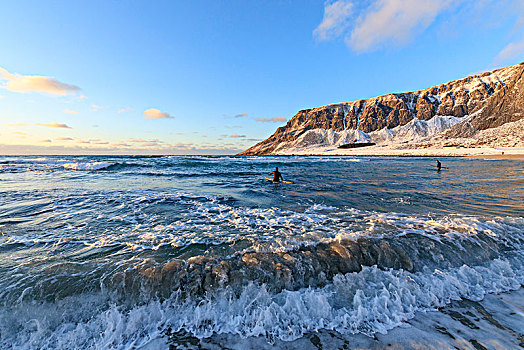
[0, 155, 523, 349]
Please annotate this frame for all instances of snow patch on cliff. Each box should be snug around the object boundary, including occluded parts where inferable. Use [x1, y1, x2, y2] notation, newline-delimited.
[371, 115, 465, 144]
[273, 115, 465, 154]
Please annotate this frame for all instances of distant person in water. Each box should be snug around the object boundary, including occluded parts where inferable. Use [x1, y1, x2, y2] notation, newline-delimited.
[436, 160, 442, 171]
[269, 167, 284, 182]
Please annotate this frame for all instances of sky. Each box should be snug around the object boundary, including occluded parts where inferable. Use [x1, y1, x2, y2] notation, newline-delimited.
[0, 0, 523, 155]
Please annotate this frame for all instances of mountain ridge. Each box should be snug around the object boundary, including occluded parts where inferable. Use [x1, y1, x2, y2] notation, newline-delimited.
[240, 62, 524, 155]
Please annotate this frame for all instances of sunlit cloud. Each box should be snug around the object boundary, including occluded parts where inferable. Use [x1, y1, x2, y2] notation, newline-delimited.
[313, 0, 354, 41]
[495, 7, 524, 64]
[12, 131, 29, 136]
[256, 116, 287, 123]
[39, 139, 52, 143]
[495, 38, 524, 63]
[6, 123, 28, 127]
[230, 134, 246, 138]
[64, 109, 78, 115]
[314, 0, 458, 52]
[234, 112, 248, 118]
[0, 67, 80, 95]
[118, 107, 133, 114]
[56, 137, 74, 141]
[128, 138, 164, 144]
[143, 108, 174, 120]
[36, 122, 72, 129]
[91, 104, 107, 112]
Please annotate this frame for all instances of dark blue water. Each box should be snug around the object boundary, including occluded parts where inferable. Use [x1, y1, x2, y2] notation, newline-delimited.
[0, 155, 523, 348]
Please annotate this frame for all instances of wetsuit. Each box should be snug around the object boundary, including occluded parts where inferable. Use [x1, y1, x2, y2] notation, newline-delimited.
[270, 170, 283, 182]
[436, 160, 441, 171]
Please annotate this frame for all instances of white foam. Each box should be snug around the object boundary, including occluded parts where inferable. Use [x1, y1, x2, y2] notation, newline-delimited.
[3, 190, 523, 256]
[63, 161, 116, 171]
[1, 259, 521, 349]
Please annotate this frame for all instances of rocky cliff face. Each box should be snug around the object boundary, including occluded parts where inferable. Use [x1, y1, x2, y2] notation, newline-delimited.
[241, 62, 524, 155]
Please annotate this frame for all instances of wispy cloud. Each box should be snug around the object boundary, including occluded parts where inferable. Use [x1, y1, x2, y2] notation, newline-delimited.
[230, 134, 246, 138]
[91, 104, 107, 112]
[128, 138, 164, 145]
[494, 3, 524, 64]
[313, 1, 354, 41]
[0, 67, 80, 95]
[36, 122, 72, 129]
[64, 109, 78, 115]
[234, 112, 248, 118]
[143, 108, 174, 120]
[0, 142, 241, 155]
[56, 137, 74, 141]
[351, 0, 454, 52]
[118, 107, 133, 114]
[495, 38, 524, 63]
[256, 116, 287, 123]
[314, 0, 457, 52]
[6, 123, 28, 127]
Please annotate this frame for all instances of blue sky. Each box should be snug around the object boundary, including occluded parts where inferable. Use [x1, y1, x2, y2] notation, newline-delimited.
[0, 0, 523, 155]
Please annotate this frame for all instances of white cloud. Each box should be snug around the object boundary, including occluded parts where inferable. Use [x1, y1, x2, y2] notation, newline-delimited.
[36, 122, 72, 129]
[64, 109, 78, 115]
[143, 108, 174, 120]
[349, 0, 455, 52]
[495, 38, 524, 63]
[91, 104, 107, 112]
[313, 1, 354, 41]
[0, 67, 80, 95]
[118, 107, 132, 114]
[256, 116, 287, 123]
[494, 2, 524, 64]
[314, 0, 457, 52]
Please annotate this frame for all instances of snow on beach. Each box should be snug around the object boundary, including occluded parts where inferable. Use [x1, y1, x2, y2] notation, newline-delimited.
[271, 117, 524, 158]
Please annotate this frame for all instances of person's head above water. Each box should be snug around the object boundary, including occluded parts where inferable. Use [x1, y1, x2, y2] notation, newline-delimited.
[275, 167, 279, 171]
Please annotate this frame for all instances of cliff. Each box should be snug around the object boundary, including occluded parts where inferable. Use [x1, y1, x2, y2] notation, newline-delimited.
[241, 62, 524, 155]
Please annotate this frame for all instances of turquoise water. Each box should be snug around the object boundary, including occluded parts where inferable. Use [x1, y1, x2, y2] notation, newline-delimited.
[0, 155, 523, 348]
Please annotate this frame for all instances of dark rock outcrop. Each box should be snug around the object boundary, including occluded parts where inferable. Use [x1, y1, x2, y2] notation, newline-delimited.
[241, 62, 524, 155]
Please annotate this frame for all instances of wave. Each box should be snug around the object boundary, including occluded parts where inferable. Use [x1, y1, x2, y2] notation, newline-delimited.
[0, 257, 521, 349]
[63, 161, 117, 171]
[1, 176, 523, 349]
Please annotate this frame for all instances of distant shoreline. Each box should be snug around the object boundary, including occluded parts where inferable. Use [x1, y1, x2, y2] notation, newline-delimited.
[245, 146, 524, 159]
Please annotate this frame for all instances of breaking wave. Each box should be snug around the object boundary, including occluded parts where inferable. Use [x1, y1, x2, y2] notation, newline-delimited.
[1, 155, 522, 348]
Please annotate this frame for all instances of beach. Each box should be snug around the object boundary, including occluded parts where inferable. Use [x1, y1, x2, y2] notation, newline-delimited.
[275, 146, 524, 158]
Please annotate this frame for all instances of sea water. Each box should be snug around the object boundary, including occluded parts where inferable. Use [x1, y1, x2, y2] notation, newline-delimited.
[0, 155, 522, 349]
